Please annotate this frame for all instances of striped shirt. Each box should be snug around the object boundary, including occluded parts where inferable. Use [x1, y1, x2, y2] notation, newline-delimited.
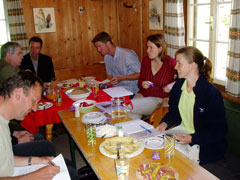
[104, 46, 141, 94]
[138, 56, 177, 98]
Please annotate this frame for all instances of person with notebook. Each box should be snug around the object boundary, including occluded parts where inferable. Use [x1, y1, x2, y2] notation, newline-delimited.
[0, 71, 84, 180]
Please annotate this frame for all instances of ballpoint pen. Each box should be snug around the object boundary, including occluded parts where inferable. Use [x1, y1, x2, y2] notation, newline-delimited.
[140, 125, 152, 134]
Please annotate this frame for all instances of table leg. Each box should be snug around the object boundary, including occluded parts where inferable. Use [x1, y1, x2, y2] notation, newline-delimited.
[68, 135, 77, 169]
[46, 124, 53, 141]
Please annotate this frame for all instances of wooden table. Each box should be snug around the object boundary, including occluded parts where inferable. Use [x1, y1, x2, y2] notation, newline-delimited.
[58, 109, 219, 180]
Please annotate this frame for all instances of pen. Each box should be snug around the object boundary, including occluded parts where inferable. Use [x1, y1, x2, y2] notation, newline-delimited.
[48, 160, 56, 166]
[140, 125, 152, 134]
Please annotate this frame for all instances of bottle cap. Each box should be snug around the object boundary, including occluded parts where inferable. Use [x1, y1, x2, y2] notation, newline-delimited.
[117, 126, 122, 130]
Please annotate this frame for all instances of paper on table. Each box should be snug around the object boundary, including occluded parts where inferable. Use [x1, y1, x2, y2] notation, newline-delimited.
[13, 154, 71, 180]
[103, 87, 133, 98]
[115, 119, 162, 140]
[100, 79, 110, 84]
[164, 125, 191, 135]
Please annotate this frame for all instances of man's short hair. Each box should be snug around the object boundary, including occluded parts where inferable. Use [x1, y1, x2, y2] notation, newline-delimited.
[0, 71, 43, 99]
[1, 42, 21, 60]
[92, 32, 113, 44]
[29, 36, 43, 48]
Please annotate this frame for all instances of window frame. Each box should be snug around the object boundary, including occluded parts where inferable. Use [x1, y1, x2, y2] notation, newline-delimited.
[0, 0, 10, 46]
[187, 0, 232, 86]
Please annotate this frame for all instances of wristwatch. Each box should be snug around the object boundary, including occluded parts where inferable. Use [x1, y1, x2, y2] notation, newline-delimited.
[28, 156, 32, 166]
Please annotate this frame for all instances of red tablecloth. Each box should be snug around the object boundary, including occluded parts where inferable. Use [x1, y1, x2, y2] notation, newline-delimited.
[21, 88, 112, 134]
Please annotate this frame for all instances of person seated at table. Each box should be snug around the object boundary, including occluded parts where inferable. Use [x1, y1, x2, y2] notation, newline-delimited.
[0, 42, 23, 85]
[0, 71, 83, 180]
[92, 31, 141, 95]
[20, 36, 55, 82]
[128, 34, 177, 119]
[0, 41, 56, 157]
[157, 46, 227, 165]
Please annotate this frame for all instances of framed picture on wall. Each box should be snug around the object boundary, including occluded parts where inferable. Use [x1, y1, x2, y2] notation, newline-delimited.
[33, 8, 56, 33]
[149, 0, 163, 30]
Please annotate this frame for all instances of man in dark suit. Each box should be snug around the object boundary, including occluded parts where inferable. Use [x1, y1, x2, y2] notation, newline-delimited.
[20, 36, 55, 82]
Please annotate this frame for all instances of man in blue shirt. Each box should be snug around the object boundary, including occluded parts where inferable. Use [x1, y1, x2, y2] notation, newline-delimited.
[92, 32, 141, 94]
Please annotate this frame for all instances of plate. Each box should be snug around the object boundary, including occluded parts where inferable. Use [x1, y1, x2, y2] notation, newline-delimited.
[82, 112, 107, 124]
[57, 78, 78, 88]
[37, 102, 53, 110]
[136, 163, 178, 180]
[99, 139, 144, 159]
[143, 136, 164, 150]
[96, 124, 117, 138]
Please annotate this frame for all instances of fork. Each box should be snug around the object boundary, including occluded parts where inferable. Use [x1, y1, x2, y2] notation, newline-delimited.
[116, 143, 121, 159]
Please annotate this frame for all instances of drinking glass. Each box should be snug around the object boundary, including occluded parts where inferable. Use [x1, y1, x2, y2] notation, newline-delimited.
[164, 134, 175, 158]
[86, 124, 96, 145]
[115, 157, 129, 180]
[56, 87, 62, 106]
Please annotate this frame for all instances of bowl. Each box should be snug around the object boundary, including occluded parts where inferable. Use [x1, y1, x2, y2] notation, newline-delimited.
[73, 100, 96, 113]
[65, 88, 91, 101]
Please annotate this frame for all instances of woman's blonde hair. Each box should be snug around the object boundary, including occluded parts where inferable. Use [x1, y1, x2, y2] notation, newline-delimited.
[175, 46, 212, 81]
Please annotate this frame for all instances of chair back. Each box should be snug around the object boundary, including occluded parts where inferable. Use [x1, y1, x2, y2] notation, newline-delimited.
[148, 106, 169, 128]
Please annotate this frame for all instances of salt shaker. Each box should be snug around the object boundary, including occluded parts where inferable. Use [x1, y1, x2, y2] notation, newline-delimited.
[74, 104, 80, 118]
[117, 126, 124, 137]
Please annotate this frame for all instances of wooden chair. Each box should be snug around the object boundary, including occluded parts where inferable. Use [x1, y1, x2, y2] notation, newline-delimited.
[148, 106, 169, 128]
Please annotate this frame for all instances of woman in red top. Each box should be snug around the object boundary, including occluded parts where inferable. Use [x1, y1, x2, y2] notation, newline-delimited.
[129, 34, 177, 119]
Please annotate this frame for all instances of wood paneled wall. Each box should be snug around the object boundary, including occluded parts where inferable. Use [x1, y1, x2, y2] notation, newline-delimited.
[21, 0, 173, 80]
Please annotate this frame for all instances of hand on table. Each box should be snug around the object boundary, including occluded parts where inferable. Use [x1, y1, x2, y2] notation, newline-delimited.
[110, 76, 121, 85]
[175, 133, 192, 144]
[13, 130, 34, 143]
[156, 122, 168, 132]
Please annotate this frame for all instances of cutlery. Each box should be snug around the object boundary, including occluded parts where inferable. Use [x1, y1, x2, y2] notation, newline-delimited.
[116, 143, 121, 159]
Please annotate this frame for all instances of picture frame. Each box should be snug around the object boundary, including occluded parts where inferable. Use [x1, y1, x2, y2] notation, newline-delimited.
[149, 0, 164, 30]
[33, 8, 56, 33]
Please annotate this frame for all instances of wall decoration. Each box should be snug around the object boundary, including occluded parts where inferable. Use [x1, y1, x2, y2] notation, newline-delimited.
[33, 8, 56, 33]
[149, 0, 163, 30]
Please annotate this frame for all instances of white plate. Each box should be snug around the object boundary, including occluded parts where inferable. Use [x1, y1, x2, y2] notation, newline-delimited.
[37, 102, 53, 110]
[96, 125, 117, 138]
[99, 140, 144, 159]
[143, 136, 164, 150]
[82, 112, 107, 124]
[57, 78, 78, 88]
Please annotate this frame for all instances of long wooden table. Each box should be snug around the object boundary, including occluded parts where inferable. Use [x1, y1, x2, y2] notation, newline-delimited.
[58, 109, 219, 180]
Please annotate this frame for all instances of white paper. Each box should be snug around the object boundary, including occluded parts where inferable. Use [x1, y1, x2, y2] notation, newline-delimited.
[115, 119, 162, 140]
[13, 154, 71, 180]
[103, 87, 133, 98]
[164, 125, 191, 135]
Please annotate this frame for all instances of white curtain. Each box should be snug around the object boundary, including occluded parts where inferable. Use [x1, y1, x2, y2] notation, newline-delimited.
[226, 0, 240, 97]
[6, 0, 28, 55]
[164, 0, 185, 58]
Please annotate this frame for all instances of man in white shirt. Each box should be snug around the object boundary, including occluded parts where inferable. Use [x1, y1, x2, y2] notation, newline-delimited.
[0, 71, 59, 179]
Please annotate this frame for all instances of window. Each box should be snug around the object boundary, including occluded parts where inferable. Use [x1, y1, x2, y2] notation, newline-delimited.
[187, 0, 232, 85]
[0, 0, 10, 46]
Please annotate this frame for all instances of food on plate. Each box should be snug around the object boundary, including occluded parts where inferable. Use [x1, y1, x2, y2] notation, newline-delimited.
[96, 124, 117, 137]
[69, 88, 89, 95]
[38, 102, 45, 109]
[136, 163, 177, 180]
[79, 101, 94, 107]
[62, 83, 72, 88]
[102, 137, 141, 156]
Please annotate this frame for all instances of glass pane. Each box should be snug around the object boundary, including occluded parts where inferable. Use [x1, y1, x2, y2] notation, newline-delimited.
[217, 3, 231, 42]
[0, 21, 8, 44]
[214, 43, 228, 81]
[195, 5, 210, 40]
[0, 0, 5, 19]
[190, 0, 210, 4]
[195, 41, 209, 58]
[218, 0, 232, 2]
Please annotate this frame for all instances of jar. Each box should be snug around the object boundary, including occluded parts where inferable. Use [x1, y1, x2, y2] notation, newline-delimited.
[111, 97, 127, 119]
[117, 126, 124, 137]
